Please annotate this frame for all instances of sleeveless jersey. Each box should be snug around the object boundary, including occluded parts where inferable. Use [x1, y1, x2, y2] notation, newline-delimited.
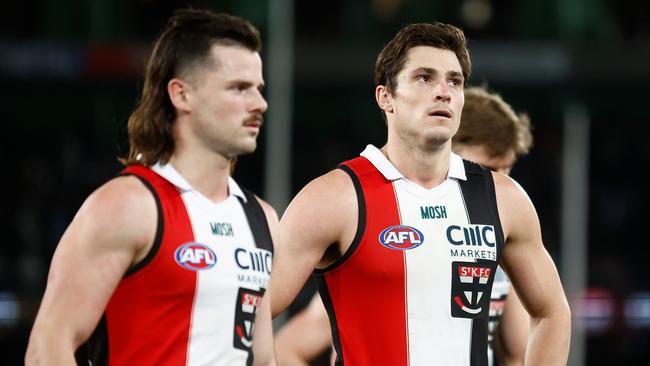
[78, 163, 273, 366]
[314, 145, 505, 366]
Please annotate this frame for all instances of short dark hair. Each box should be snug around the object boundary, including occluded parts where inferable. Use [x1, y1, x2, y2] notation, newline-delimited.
[121, 9, 261, 166]
[375, 22, 471, 95]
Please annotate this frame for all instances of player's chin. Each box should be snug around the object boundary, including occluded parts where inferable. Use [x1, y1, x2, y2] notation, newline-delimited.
[421, 128, 453, 145]
[236, 139, 258, 155]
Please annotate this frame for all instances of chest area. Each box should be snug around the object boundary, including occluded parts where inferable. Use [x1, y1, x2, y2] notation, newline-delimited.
[161, 194, 271, 291]
[355, 181, 499, 277]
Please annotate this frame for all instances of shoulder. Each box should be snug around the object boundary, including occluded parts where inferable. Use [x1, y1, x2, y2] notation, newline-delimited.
[79, 175, 157, 250]
[300, 168, 355, 199]
[85, 175, 155, 216]
[290, 168, 356, 213]
[491, 172, 540, 239]
[253, 195, 280, 226]
[280, 168, 357, 242]
[492, 172, 535, 211]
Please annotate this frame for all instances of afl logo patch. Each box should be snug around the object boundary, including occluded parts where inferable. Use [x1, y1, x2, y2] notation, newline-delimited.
[174, 242, 217, 270]
[378, 225, 424, 250]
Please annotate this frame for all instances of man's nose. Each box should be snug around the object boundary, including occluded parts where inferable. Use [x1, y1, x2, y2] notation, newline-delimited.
[434, 80, 452, 103]
[251, 89, 268, 113]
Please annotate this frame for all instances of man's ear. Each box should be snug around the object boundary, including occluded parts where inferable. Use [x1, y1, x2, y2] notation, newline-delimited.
[375, 85, 394, 114]
[168, 78, 192, 113]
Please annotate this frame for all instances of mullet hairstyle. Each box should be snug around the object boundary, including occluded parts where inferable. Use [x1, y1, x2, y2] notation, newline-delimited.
[121, 8, 261, 166]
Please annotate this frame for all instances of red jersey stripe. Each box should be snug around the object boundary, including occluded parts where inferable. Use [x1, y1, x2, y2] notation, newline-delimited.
[322, 157, 409, 366]
[105, 165, 196, 365]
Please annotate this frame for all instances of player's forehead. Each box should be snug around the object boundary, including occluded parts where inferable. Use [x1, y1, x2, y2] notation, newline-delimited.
[209, 44, 264, 81]
[401, 46, 463, 76]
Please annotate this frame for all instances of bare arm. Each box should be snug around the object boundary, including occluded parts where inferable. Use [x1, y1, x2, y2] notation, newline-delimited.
[275, 294, 332, 365]
[495, 173, 571, 366]
[493, 287, 529, 366]
[270, 169, 357, 318]
[253, 288, 277, 366]
[25, 177, 156, 366]
[252, 199, 280, 366]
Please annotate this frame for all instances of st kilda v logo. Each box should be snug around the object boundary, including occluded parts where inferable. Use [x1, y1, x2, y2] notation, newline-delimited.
[233, 287, 264, 365]
[450, 260, 496, 318]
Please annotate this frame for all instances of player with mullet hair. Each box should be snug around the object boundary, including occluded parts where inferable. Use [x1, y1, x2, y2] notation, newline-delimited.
[26, 9, 277, 366]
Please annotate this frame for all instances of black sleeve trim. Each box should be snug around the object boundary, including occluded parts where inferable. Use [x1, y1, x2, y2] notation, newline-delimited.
[75, 314, 109, 366]
[121, 174, 164, 277]
[315, 277, 344, 366]
[238, 189, 274, 253]
[313, 164, 366, 275]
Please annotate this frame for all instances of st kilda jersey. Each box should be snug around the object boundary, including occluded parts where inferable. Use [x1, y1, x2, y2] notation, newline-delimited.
[314, 145, 505, 366]
[76, 163, 273, 366]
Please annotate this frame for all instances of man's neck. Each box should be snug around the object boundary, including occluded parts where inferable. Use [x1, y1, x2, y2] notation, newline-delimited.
[381, 140, 451, 189]
[168, 151, 232, 203]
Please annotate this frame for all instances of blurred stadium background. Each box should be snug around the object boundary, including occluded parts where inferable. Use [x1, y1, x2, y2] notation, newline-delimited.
[1, 0, 649, 364]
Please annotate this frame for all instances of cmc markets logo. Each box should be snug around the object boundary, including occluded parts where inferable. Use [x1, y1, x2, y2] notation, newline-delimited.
[235, 248, 272, 274]
[450, 261, 495, 319]
[446, 224, 496, 247]
[174, 242, 217, 270]
[378, 225, 424, 250]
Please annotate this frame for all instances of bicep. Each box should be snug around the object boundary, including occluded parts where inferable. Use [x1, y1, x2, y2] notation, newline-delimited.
[500, 220, 564, 320]
[497, 175, 567, 320]
[31, 178, 155, 346]
[270, 170, 355, 317]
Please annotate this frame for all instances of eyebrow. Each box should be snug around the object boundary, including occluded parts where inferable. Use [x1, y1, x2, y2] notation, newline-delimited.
[411, 67, 464, 80]
[227, 79, 266, 90]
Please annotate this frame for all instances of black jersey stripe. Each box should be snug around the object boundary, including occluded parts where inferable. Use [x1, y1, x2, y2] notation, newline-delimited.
[238, 188, 274, 253]
[458, 160, 505, 366]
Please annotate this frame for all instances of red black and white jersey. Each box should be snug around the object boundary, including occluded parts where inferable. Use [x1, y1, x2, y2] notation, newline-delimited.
[315, 145, 505, 366]
[77, 163, 273, 366]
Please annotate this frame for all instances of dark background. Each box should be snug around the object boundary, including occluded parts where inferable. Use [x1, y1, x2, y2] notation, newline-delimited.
[2, 0, 650, 364]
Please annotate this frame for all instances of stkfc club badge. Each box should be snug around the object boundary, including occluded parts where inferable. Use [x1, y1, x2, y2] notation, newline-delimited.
[450, 260, 496, 319]
[233, 287, 264, 365]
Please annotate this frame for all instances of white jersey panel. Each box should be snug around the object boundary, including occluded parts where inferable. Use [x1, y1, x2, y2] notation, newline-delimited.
[184, 194, 253, 365]
[395, 179, 474, 365]
[154, 164, 271, 366]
